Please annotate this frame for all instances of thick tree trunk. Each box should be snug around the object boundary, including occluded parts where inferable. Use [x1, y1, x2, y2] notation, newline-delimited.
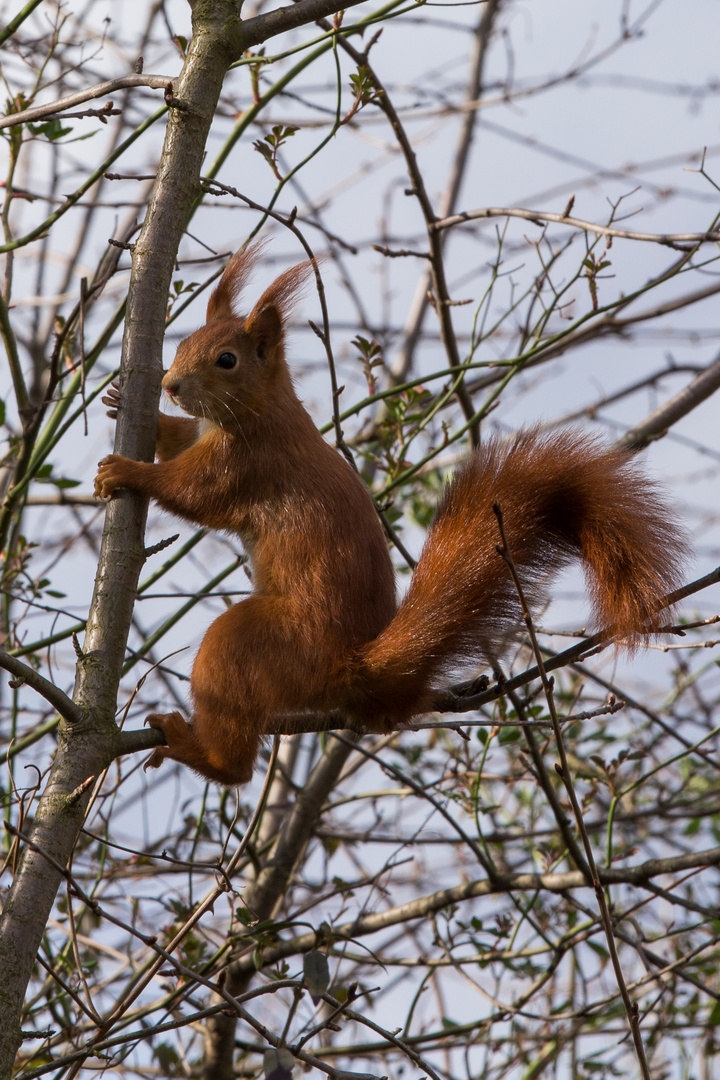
[0, 4, 244, 1071]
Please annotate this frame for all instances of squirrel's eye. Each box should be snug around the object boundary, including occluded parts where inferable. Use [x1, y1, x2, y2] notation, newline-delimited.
[216, 352, 237, 370]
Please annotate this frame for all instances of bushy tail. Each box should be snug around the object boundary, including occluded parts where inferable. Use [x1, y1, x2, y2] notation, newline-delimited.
[354, 429, 688, 724]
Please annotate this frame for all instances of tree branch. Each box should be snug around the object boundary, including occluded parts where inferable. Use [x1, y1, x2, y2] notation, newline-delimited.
[117, 561, 720, 760]
[617, 349, 720, 450]
[241, 0, 377, 49]
[0, 3, 248, 1071]
[0, 75, 177, 129]
[433, 205, 720, 250]
[0, 650, 83, 724]
[227, 845, 720, 973]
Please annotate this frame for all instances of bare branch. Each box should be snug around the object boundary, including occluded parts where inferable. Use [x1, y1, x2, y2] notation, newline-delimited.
[0, 75, 178, 130]
[241, 0, 385, 49]
[228, 845, 720, 973]
[618, 349, 720, 450]
[434, 204, 720, 250]
[0, 649, 83, 724]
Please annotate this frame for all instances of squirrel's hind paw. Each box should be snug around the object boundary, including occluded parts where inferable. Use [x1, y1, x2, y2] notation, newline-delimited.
[145, 711, 198, 758]
[143, 712, 190, 773]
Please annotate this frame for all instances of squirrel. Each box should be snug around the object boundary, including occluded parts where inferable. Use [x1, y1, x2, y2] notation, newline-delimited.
[95, 244, 688, 786]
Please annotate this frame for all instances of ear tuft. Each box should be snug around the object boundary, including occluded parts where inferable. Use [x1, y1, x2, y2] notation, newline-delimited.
[206, 240, 265, 323]
[244, 259, 316, 343]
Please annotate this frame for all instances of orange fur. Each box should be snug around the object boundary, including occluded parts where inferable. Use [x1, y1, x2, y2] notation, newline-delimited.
[95, 247, 689, 785]
[347, 429, 688, 726]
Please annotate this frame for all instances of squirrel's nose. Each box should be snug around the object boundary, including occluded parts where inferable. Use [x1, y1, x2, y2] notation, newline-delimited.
[164, 382, 180, 398]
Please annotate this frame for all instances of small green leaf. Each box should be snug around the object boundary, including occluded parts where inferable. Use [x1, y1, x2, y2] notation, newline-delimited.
[264, 1048, 294, 1080]
[27, 118, 73, 141]
[303, 950, 330, 1004]
[253, 138, 277, 174]
[588, 940, 610, 960]
[253, 125, 299, 179]
[153, 1042, 181, 1074]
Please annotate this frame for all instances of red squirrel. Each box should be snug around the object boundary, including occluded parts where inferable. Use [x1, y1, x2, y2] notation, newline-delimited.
[95, 245, 688, 786]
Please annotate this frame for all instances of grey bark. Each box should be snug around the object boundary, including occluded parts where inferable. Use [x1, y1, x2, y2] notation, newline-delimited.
[0, 3, 244, 1072]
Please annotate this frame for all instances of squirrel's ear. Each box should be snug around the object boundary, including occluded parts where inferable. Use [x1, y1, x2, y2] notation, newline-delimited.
[244, 259, 315, 342]
[206, 242, 263, 323]
[246, 305, 283, 360]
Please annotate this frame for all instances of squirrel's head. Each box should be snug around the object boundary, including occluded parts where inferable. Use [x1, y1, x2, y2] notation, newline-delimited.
[162, 243, 313, 426]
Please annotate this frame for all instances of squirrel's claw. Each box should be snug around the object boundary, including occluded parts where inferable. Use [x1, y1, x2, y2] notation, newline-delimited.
[144, 748, 168, 772]
[101, 380, 121, 419]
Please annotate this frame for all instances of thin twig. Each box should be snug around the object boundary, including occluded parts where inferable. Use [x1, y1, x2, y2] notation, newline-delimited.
[433, 204, 720, 250]
[492, 500, 651, 1080]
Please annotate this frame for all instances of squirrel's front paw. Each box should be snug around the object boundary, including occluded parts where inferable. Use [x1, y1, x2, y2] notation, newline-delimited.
[94, 454, 134, 498]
